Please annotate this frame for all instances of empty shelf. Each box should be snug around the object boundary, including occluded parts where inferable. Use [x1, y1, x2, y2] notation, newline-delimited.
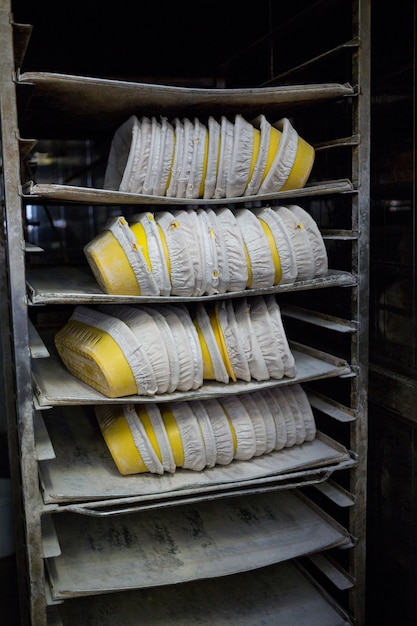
[26, 266, 357, 305]
[22, 178, 354, 206]
[52, 560, 352, 625]
[45, 490, 352, 599]
[16, 71, 355, 138]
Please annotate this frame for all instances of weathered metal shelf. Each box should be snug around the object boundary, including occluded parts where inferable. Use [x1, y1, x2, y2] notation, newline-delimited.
[21, 178, 355, 206]
[44, 489, 353, 600]
[26, 266, 356, 305]
[37, 405, 353, 509]
[16, 71, 355, 138]
[46, 559, 352, 625]
[31, 339, 352, 407]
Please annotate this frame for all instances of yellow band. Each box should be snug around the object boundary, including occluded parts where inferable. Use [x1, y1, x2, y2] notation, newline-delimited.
[165, 132, 176, 192]
[100, 410, 148, 475]
[244, 242, 253, 288]
[258, 218, 282, 285]
[84, 230, 141, 295]
[211, 304, 236, 382]
[135, 406, 161, 462]
[55, 319, 138, 397]
[194, 319, 215, 379]
[130, 222, 152, 270]
[280, 136, 315, 191]
[221, 406, 237, 456]
[199, 129, 209, 198]
[262, 126, 282, 183]
[161, 407, 185, 467]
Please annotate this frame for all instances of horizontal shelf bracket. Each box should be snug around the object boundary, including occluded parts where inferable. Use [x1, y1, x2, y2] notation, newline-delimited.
[281, 305, 359, 333]
[306, 552, 355, 590]
[34, 411, 56, 461]
[313, 478, 356, 507]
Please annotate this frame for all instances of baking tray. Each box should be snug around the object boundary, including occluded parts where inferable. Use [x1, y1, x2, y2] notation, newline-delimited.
[44, 489, 353, 599]
[37, 405, 353, 508]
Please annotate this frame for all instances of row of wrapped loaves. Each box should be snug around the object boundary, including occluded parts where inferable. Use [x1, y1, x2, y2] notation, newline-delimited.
[95, 383, 316, 475]
[103, 114, 315, 200]
[84, 205, 328, 296]
[54, 296, 295, 398]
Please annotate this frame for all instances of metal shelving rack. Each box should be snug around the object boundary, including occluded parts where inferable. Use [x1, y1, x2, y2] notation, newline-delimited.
[0, 1, 370, 624]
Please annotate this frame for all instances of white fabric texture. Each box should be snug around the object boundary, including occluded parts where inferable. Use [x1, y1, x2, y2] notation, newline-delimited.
[254, 207, 298, 285]
[249, 390, 277, 453]
[106, 215, 160, 296]
[172, 304, 204, 390]
[219, 396, 257, 461]
[168, 402, 206, 471]
[258, 118, 299, 194]
[104, 115, 138, 191]
[282, 384, 307, 445]
[235, 208, 275, 289]
[268, 386, 298, 447]
[249, 296, 285, 380]
[71, 306, 157, 395]
[186, 118, 208, 199]
[142, 117, 162, 196]
[173, 209, 206, 296]
[128, 116, 153, 194]
[262, 388, 288, 450]
[194, 303, 229, 384]
[291, 383, 317, 441]
[197, 208, 220, 295]
[166, 118, 185, 197]
[214, 116, 234, 198]
[217, 299, 251, 382]
[137, 404, 176, 473]
[215, 207, 248, 292]
[288, 205, 328, 277]
[139, 304, 180, 394]
[275, 206, 316, 281]
[123, 404, 164, 474]
[203, 398, 235, 465]
[188, 400, 217, 468]
[176, 117, 195, 198]
[153, 116, 175, 196]
[152, 304, 198, 392]
[233, 297, 270, 381]
[226, 114, 254, 198]
[244, 114, 271, 196]
[131, 212, 171, 296]
[203, 116, 221, 199]
[240, 392, 268, 457]
[100, 304, 170, 394]
[206, 208, 230, 294]
[156, 211, 196, 296]
[264, 295, 296, 378]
